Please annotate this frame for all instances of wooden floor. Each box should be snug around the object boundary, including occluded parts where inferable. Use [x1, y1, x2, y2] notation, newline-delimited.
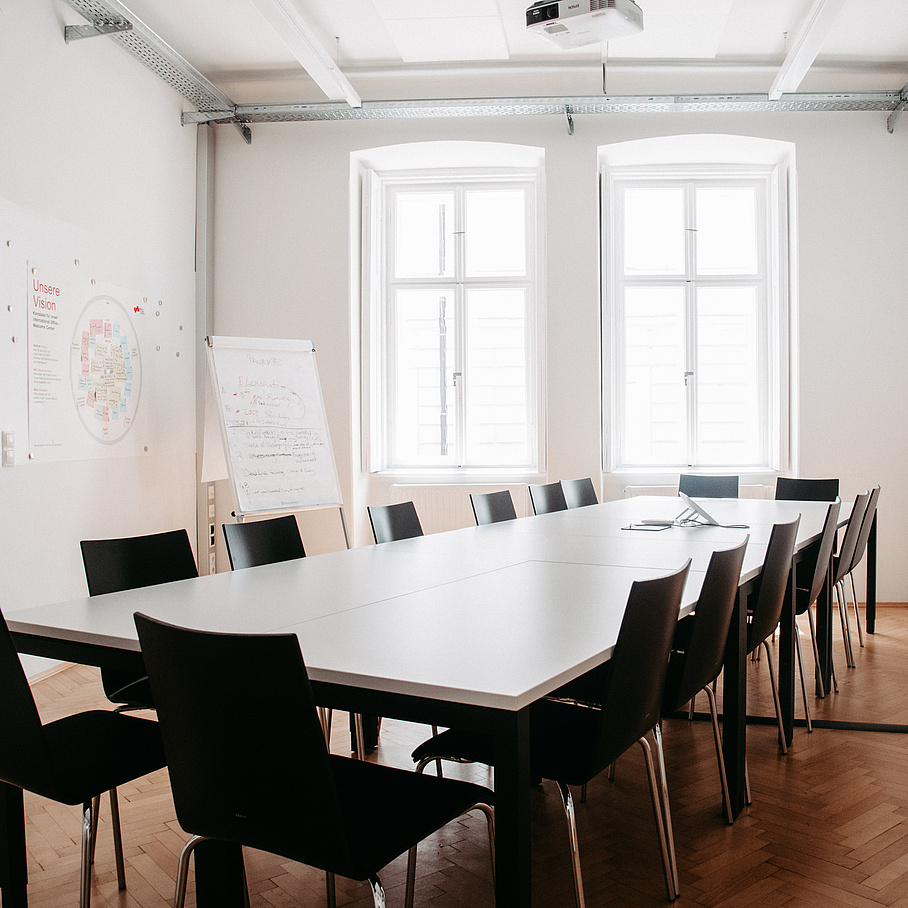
[23, 604, 908, 907]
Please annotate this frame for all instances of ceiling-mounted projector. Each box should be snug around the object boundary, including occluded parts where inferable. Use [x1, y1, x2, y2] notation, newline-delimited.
[526, 0, 643, 49]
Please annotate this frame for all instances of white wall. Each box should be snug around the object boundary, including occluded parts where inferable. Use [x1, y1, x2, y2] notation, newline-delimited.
[1, 0, 199, 670]
[211, 108, 908, 601]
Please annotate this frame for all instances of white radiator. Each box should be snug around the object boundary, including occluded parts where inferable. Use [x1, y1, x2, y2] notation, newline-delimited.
[390, 484, 529, 534]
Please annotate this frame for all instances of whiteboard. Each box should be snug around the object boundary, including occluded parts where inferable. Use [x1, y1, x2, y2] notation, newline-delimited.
[206, 336, 342, 516]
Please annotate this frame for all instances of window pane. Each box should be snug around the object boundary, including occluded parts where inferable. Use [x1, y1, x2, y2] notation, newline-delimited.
[695, 287, 761, 465]
[464, 289, 528, 466]
[622, 287, 686, 465]
[623, 187, 685, 276]
[394, 192, 455, 279]
[465, 189, 527, 277]
[392, 289, 456, 465]
[696, 188, 758, 275]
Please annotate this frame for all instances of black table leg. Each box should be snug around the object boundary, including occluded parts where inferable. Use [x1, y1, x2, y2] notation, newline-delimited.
[778, 570, 796, 748]
[492, 707, 532, 907]
[815, 561, 834, 698]
[722, 587, 747, 818]
[0, 782, 27, 908]
[866, 513, 878, 634]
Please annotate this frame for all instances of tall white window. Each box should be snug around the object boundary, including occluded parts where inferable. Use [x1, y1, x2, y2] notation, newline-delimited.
[366, 168, 542, 472]
[605, 155, 789, 473]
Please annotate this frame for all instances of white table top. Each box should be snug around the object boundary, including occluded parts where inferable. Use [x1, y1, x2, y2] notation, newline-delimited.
[8, 496, 840, 713]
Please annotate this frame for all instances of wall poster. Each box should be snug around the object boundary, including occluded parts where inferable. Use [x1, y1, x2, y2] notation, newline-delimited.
[28, 264, 145, 460]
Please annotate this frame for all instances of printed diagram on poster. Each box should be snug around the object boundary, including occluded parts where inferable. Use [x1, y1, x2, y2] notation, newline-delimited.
[28, 265, 145, 460]
[70, 294, 141, 444]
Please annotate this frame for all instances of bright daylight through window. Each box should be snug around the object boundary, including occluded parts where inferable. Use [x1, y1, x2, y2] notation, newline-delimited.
[369, 171, 541, 472]
[607, 162, 787, 473]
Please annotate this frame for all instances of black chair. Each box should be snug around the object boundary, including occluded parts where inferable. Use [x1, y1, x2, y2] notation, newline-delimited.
[412, 562, 692, 904]
[470, 489, 517, 525]
[0, 604, 165, 908]
[366, 500, 439, 761]
[80, 529, 198, 709]
[828, 490, 870, 673]
[774, 477, 839, 501]
[662, 539, 748, 825]
[528, 481, 568, 515]
[836, 485, 881, 658]
[367, 501, 423, 544]
[791, 500, 841, 725]
[678, 474, 739, 498]
[561, 477, 599, 509]
[745, 517, 800, 755]
[222, 515, 336, 740]
[222, 515, 305, 570]
[133, 614, 494, 908]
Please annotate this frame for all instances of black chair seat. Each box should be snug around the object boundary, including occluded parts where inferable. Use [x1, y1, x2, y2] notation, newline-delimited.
[412, 699, 603, 788]
[330, 757, 490, 880]
[38, 711, 165, 805]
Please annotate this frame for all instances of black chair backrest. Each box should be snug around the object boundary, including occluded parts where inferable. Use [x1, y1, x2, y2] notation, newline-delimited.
[848, 485, 881, 575]
[592, 561, 691, 769]
[746, 517, 800, 653]
[665, 539, 748, 711]
[223, 515, 305, 570]
[678, 474, 739, 499]
[134, 614, 351, 871]
[528, 482, 568, 515]
[470, 490, 517, 526]
[832, 490, 870, 585]
[80, 529, 198, 596]
[774, 477, 839, 501]
[0, 606, 58, 800]
[799, 499, 842, 607]
[367, 501, 424, 544]
[561, 478, 599, 509]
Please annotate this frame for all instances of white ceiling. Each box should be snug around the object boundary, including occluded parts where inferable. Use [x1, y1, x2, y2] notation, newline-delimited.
[67, 0, 908, 105]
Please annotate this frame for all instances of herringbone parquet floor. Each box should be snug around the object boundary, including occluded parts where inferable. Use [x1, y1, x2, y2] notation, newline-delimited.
[23, 605, 908, 907]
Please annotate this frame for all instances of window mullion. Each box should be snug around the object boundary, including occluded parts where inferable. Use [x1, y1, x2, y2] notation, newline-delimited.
[685, 183, 698, 467]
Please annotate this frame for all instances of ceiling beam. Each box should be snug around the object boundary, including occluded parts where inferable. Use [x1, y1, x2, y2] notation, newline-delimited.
[768, 0, 849, 100]
[247, 0, 361, 108]
[181, 91, 901, 125]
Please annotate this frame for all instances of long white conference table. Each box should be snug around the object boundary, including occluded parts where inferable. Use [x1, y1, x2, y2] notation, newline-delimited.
[5, 495, 849, 907]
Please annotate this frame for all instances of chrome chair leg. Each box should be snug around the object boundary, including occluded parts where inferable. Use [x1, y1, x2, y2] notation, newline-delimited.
[637, 732, 678, 901]
[81, 801, 93, 908]
[354, 713, 367, 760]
[173, 834, 209, 908]
[849, 573, 865, 647]
[369, 873, 387, 908]
[108, 787, 127, 890]
[760, 640, 787, 755]
[317, 707, 333, 744]
[473, 802, 496, 887]
[703, 685, 733, 825]
[556, 781, 586, 908]
[836, 583, 856, 668]
[405, 845, 418, 908]
[89, 794, 100, 865]
[652, 723, 680, 897]
[431, 725, 443, 777]
[805, 608, 826, 698]
[793, 621, 812, 733]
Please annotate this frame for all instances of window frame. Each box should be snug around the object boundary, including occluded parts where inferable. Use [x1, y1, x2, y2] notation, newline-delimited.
[364, 165, 544, 476]
[603, 162, 789, 474]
